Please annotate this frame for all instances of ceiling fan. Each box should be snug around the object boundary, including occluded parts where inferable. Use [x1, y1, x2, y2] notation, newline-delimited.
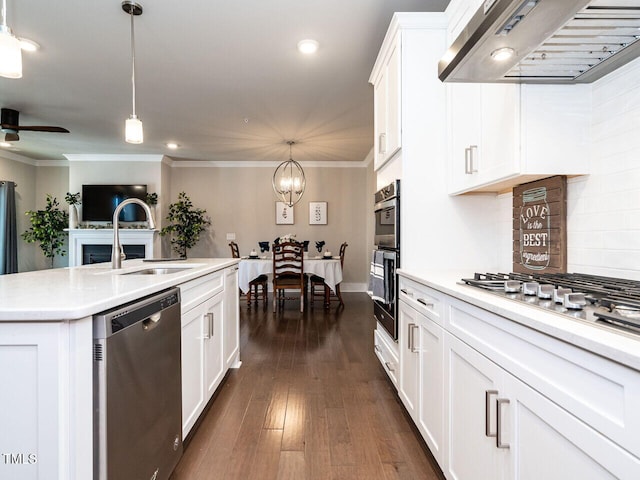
[1, 108, 70, 142]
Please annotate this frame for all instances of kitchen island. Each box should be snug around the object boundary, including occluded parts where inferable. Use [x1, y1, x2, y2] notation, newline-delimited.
[387, 268, 640, 479]
[0, 258, 240, 480]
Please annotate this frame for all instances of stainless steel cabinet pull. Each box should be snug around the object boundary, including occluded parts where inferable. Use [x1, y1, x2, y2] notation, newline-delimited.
[207, 312, 214, 338]
[465, 147, 472, 174]
[379, 133, 386, 154]
[469, 145, 478, 173]
[407, 323, 416, 352]
[410, 325, 419, 353]
[374, 344, 382, 353]
[485, 390, 498, 437]
[384, 361, 395, 372]
[203, 312, 214, 339]
[417, 298, 434, 307]
[496, 398, 510, 449]
[400, 288, 408, 295]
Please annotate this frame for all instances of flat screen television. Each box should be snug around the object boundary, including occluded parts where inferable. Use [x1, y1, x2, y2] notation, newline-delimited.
[82, 184, 148, 222]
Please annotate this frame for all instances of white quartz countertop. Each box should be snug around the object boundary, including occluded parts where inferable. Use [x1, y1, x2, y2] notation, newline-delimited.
[398, 268, 640, 371]
[0, 258, 239, 321]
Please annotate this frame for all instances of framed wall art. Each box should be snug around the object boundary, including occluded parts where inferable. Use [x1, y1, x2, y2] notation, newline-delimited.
[275, 201, 294, 225]
[309, 201, 327, 225]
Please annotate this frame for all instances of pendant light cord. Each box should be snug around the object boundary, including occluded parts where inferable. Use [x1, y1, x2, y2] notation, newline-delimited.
[130, 9, 137, 117]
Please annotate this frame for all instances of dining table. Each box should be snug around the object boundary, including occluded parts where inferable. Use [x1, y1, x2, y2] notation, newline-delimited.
[238, 256, 343, 295]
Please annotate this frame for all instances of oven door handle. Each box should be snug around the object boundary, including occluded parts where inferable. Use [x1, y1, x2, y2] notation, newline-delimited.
[374, 198, 397, 212]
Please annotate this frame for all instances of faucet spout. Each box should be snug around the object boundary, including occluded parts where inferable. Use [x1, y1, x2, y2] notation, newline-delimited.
[111, 198, 156, 269]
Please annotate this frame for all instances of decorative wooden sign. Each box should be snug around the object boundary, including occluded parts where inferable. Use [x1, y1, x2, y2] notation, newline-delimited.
[513, 176, 567, 274]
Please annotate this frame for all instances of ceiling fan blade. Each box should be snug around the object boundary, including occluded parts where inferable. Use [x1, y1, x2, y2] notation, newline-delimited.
[4, 132, 19, 142]
[15, 126, 70, 133]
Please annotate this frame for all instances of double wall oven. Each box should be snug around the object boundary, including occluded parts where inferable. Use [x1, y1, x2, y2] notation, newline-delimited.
[372, 180, 400, 340]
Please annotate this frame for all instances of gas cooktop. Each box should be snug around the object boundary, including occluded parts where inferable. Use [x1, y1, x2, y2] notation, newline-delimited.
[461, 272, 640, 336]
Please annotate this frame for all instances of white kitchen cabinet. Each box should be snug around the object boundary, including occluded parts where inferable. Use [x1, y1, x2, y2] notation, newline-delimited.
[223, 265, 240, 369]
[503, 368, 640, 480]
[181, 301, 207, 437]
[179, 270, 230, 438]
[397, 272, 640, 479]
[374, 326, 399, 387]
[399, 277, 446, 464]
[447, 81, 591, 195]
[399, 300, 421, 419]
[445, 0, 483, 44]
[445, 331, 640, 479]
[372, 32, 402, 170]
[0, 322, 64, 480]
[445, 332, 506, 480]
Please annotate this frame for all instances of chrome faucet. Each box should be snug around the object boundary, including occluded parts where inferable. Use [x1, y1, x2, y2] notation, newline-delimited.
[111, 198, 156, 269]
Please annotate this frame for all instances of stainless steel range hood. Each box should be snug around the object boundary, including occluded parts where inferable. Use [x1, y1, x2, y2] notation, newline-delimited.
[439, 0, 640, 83]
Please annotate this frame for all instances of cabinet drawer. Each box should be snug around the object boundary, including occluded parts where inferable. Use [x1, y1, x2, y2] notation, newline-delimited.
[399, 276, 444, 325]
[447, 297, 640, 458]
[374, 328, 399, 387]
[180, 271, 224, 313]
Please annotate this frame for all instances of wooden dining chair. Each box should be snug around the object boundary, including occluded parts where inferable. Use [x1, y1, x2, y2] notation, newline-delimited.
[310, 242, 347, 308]
[272, 241, 305, 312]
[229, 241, 268, 307]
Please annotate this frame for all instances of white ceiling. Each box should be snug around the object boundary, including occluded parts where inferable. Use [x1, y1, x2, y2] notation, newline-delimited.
[0, 0, 449, 163]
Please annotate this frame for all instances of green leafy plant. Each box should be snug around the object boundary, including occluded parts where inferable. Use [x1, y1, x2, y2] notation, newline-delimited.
[145, 192, 158, 206]
[22, 195, 69, 268]
[160, 192, 210, 259]
[64, 192, 81, 205]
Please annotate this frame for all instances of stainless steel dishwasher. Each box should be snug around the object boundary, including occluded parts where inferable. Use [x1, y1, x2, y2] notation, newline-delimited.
[93, 287, 182, 480]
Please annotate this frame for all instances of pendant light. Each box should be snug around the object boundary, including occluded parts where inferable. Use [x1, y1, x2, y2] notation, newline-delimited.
[123, 1, 143, 144]
[0, 0, 22, 78]
[272, 141, 306, 207]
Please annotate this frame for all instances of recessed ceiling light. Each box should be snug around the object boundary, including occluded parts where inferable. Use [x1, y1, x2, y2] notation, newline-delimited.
[165, 142, 179, 149]
[18, 38, 40, 52]
[0, 142, 12, 148]
[297, 39, 319, 55]
[491, 47, 515, 61]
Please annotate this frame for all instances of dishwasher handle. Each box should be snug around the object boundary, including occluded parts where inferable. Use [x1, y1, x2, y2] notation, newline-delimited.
[142, 312, 162, 331]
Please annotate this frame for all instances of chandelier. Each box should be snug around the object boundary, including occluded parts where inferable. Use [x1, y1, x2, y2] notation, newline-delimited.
[272, 141, 306, 207]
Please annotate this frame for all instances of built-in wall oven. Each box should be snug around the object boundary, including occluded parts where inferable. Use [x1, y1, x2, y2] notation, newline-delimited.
[372, 180, 400, 340]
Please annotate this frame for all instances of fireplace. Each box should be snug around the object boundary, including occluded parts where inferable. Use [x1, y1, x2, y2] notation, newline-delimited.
[68, 229, 157, 267]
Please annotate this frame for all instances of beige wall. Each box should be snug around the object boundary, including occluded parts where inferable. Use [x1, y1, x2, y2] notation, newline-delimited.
[9, 158, 374, 287]
[169, 164, 372, 288]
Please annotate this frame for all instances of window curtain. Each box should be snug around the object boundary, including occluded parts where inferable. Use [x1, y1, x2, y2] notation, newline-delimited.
[0, 181, 18, 274]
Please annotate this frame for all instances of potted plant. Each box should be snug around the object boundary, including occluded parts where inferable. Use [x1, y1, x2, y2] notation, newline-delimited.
[65, 191, 81, 228]
[22, 194, 69, 268]
[145, 192, 158, 226]
[160, 192, 210, 259]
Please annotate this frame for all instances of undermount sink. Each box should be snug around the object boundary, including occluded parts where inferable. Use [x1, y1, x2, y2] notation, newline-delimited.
[123, 267, 192, 275]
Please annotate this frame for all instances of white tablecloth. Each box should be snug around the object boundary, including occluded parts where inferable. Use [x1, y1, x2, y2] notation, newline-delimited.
[238, 258, 343, 294]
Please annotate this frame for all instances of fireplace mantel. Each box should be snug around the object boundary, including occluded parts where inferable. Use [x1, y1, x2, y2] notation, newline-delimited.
[67, 229, 158, 267]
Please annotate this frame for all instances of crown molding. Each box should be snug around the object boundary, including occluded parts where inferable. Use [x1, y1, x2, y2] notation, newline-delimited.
[167, 159, 369, 168]
[63, 154, 165, 163]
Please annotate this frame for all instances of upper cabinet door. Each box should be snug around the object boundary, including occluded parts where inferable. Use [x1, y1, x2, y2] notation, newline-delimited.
[448, 83, 520, 194]
[373, 34, 402, 171]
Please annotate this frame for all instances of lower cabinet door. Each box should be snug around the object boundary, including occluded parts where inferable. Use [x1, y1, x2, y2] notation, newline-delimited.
[223, 267, 240, 368]
[204, 292, 225, 399]
[504, 371, 640, 480]
[181, 304, 206, 437]
[399, 301, 421, 420]
[417, 317, 445, 464]
[445, 332, 507, 480]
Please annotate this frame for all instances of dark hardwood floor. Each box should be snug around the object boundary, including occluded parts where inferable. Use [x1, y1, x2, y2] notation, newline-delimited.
[171, 293, 443, 480]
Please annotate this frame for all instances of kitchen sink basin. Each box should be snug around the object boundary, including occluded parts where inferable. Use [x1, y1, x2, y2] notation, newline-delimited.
[123, 267, 192, 275]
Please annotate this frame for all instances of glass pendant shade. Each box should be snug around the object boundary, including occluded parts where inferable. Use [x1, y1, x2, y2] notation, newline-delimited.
[125, 115, 143, 144]
[0, 26, 21, 78]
